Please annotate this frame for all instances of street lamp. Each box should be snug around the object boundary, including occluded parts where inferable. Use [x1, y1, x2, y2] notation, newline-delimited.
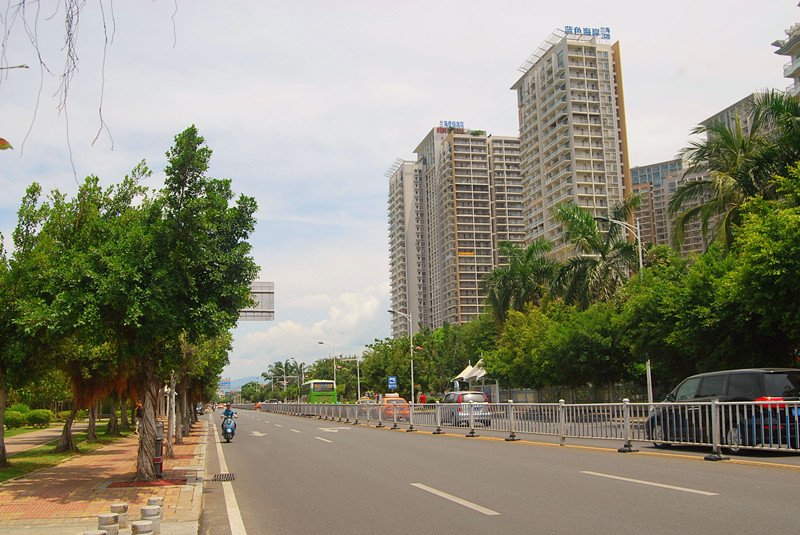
[287, 357, 298, 403]
[339, 356, 361, 400]
[596, 215, 652, 406]
[388, 309, 415, 404]
[318, 341, 337, 385]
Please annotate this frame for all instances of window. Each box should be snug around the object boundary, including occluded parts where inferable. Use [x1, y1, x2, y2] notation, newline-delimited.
[674, 377, 701, 401]
[727, 373, 759, 398]
[697, 375, 726, 398]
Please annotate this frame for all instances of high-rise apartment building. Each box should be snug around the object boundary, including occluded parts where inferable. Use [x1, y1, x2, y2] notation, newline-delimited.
[774, 17, 800, 98]
[512, 28, 632, 256]
[387, 125, 523, 336]
[387, 159, 425, 337]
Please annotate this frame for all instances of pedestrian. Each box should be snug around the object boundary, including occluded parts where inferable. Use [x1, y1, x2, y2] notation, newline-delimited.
[134, 399, 143, 435]
[419, 393, 427, 405]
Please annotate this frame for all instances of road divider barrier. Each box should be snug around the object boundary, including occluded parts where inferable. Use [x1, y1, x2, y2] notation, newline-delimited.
[254, 399, 800, 458]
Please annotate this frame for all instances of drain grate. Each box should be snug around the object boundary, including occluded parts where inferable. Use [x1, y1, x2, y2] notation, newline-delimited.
[212, 473, 235, 482]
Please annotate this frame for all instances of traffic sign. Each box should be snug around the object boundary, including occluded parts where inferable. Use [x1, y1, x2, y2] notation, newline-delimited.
[388, 376, 398, 390]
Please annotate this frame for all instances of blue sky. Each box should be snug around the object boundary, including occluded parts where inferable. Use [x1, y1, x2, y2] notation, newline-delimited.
[1, 1, 796, 381]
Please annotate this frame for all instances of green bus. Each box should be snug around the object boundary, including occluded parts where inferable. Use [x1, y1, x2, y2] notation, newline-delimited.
[299, 380, 338, 403]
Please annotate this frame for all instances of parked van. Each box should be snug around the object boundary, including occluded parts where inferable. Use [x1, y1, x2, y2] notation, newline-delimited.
[646, 368, 800, 451]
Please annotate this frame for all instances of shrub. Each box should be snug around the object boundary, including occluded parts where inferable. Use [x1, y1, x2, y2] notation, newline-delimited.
[56, 411, 72, 422]
[8, 403, 31, 414]
[75, 409, 88, 422]
[26, 409, 54, 428]
[4, 410, 27, 429]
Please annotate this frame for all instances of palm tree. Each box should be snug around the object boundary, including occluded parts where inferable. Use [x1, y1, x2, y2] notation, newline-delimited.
[669, 108, 770, 249]
[551, 200, 639, 310]
[481, 239, 556, 323]
[753, 89, 800, 178]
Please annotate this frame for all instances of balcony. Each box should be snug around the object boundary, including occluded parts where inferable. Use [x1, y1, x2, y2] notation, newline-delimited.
[785, 57, 800, 78]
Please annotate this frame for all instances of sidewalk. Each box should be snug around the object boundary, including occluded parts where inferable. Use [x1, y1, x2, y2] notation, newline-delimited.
[0, 420, 207, 535]
[5, 424, 89, 457]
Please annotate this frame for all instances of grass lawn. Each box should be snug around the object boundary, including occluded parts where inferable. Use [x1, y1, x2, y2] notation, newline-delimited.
[0, 431, 131, 484]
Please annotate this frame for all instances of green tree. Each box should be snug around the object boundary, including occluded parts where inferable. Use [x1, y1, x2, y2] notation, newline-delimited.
[481, 239, 556, 323]
[551, 200, 639, 309]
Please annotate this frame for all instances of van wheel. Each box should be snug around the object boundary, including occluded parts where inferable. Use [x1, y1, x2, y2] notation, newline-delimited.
[725, 427, 742, 454]
[651, 422, 671, 449]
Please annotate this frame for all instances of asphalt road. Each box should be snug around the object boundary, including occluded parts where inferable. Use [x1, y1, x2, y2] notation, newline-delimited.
[204, 410, 799, 535]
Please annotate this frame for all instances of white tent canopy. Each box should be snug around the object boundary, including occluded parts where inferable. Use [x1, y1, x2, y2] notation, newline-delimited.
[453, 359, 486, 382]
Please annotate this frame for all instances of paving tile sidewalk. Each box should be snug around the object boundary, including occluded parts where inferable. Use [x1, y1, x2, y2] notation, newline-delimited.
[0, 420, 207, 535]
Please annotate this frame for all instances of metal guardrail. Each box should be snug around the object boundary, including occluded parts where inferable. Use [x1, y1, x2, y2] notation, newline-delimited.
[258, 399, 800, 459]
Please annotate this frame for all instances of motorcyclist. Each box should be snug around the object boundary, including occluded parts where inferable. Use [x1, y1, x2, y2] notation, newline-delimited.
[221, 403, 237, 433]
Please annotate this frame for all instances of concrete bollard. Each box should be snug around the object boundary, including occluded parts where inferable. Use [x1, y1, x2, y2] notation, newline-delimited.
[82, 530, 108, 535]
[140, 505, 161, 534]
[110, 503, 129, 528]
[131, 520, 155, 535]
[147, 497, 164, 508]
[96, 512, 119, 535]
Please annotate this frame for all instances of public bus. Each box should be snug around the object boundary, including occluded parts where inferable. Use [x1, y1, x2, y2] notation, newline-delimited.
[299, 380, 338, 403]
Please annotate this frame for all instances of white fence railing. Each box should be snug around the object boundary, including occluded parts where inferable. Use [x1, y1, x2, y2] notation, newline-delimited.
[258, 399, 800, 459]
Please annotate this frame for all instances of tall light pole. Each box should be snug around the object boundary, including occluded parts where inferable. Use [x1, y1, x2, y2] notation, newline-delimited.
[288, 357, 298, 402]
[339, 356, 361, 400]
[388, 309, 414, 404]
[597, 215, 651, 405]
[318, 341, 336, 385]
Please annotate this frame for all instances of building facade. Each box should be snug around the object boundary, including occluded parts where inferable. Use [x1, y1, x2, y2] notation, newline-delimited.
[774, 18, 800, 98]
[512, 29, 632, 257]
[387, 126, 523, 336]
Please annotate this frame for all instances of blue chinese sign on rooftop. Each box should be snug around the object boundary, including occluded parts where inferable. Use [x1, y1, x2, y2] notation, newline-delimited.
[439, 120, 465, 129]
[565, 26, 611, 40]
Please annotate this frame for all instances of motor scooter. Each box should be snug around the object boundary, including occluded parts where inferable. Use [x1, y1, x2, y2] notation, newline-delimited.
[221, 413, 237, 443]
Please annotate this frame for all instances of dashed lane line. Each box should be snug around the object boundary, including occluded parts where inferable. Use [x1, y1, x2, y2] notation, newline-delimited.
[581, 471, 719, 496]
[315, 437, 333, 443]
[411, 483, 500, 516]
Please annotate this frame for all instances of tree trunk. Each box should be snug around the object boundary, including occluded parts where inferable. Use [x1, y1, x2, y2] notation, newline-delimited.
[181, 385, 190, 437]
[120, 398, 130, 431]
[165, 374, 176, 459]
[86, 403, 97, 442]
[0, 366, 9, 468]
[55, 408, 78, 453]
[175, 381, 185, 445]
[106, 396, 120, 436]
[135, 375, 159, 481]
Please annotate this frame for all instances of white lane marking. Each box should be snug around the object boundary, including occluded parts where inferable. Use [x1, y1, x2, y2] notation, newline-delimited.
[212, 424, 248, 534]
[581, 471, 719, 496]
[250, 431, 266, 437]
[275, 424, 283, 428]
[411, 483, 500, 516]
[315, 437, 333, 443]
[263, 420, 270, 424]
[291, 429, 301, 433]
[318, 427, 351, 433]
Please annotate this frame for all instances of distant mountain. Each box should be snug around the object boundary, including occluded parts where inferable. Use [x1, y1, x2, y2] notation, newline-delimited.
[225, 376, 261, 392]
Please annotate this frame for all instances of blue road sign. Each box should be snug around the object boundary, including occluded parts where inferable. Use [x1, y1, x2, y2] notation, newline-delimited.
[388, 376, 398, 390]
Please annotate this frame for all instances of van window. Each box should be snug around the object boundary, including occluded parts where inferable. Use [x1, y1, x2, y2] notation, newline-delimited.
[697, 375, 727, 398]
[727, 373, 760, 398]
[764, 372, 800, 397]
[459, 393, 487, 403]
[674, 377, 701, 401]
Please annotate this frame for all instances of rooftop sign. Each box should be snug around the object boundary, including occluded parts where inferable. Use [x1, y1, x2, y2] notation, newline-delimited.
[564, 26, 611, 40]
[439, 120, 465, 129]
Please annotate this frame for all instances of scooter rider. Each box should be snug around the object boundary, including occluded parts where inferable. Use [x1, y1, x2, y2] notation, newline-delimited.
[221, 403, 237, 433]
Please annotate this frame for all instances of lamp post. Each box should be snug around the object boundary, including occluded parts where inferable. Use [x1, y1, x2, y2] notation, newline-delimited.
[388, 309, 414, 404]
[318, 341, 337, 385]
[288, 357, 298, 402]
[597, 215, 652, 406]
[339, 356, 361, 401]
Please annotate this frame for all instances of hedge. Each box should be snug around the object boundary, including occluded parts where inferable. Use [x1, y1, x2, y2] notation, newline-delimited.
[4, 410, 27, 429]
[27, 409, 54, 428]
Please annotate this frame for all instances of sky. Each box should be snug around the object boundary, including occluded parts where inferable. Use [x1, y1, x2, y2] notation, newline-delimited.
[1, 1, 797, 382]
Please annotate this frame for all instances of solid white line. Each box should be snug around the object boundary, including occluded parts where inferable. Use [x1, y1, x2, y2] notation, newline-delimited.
[581, 471, 719, 496]
[411, 483, 500, 516]
[315, 437, 333, 443]
[291, 429, 301, 433]
[212, 425, 248, 534]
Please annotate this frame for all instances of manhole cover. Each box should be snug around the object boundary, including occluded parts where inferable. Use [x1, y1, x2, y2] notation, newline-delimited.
[212, 473, 235, 482]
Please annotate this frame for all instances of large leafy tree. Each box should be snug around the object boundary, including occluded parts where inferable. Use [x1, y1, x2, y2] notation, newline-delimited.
[481, 239, 556, 323]
[551, 200, 639, 310]
[669, 109, 769, 249]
